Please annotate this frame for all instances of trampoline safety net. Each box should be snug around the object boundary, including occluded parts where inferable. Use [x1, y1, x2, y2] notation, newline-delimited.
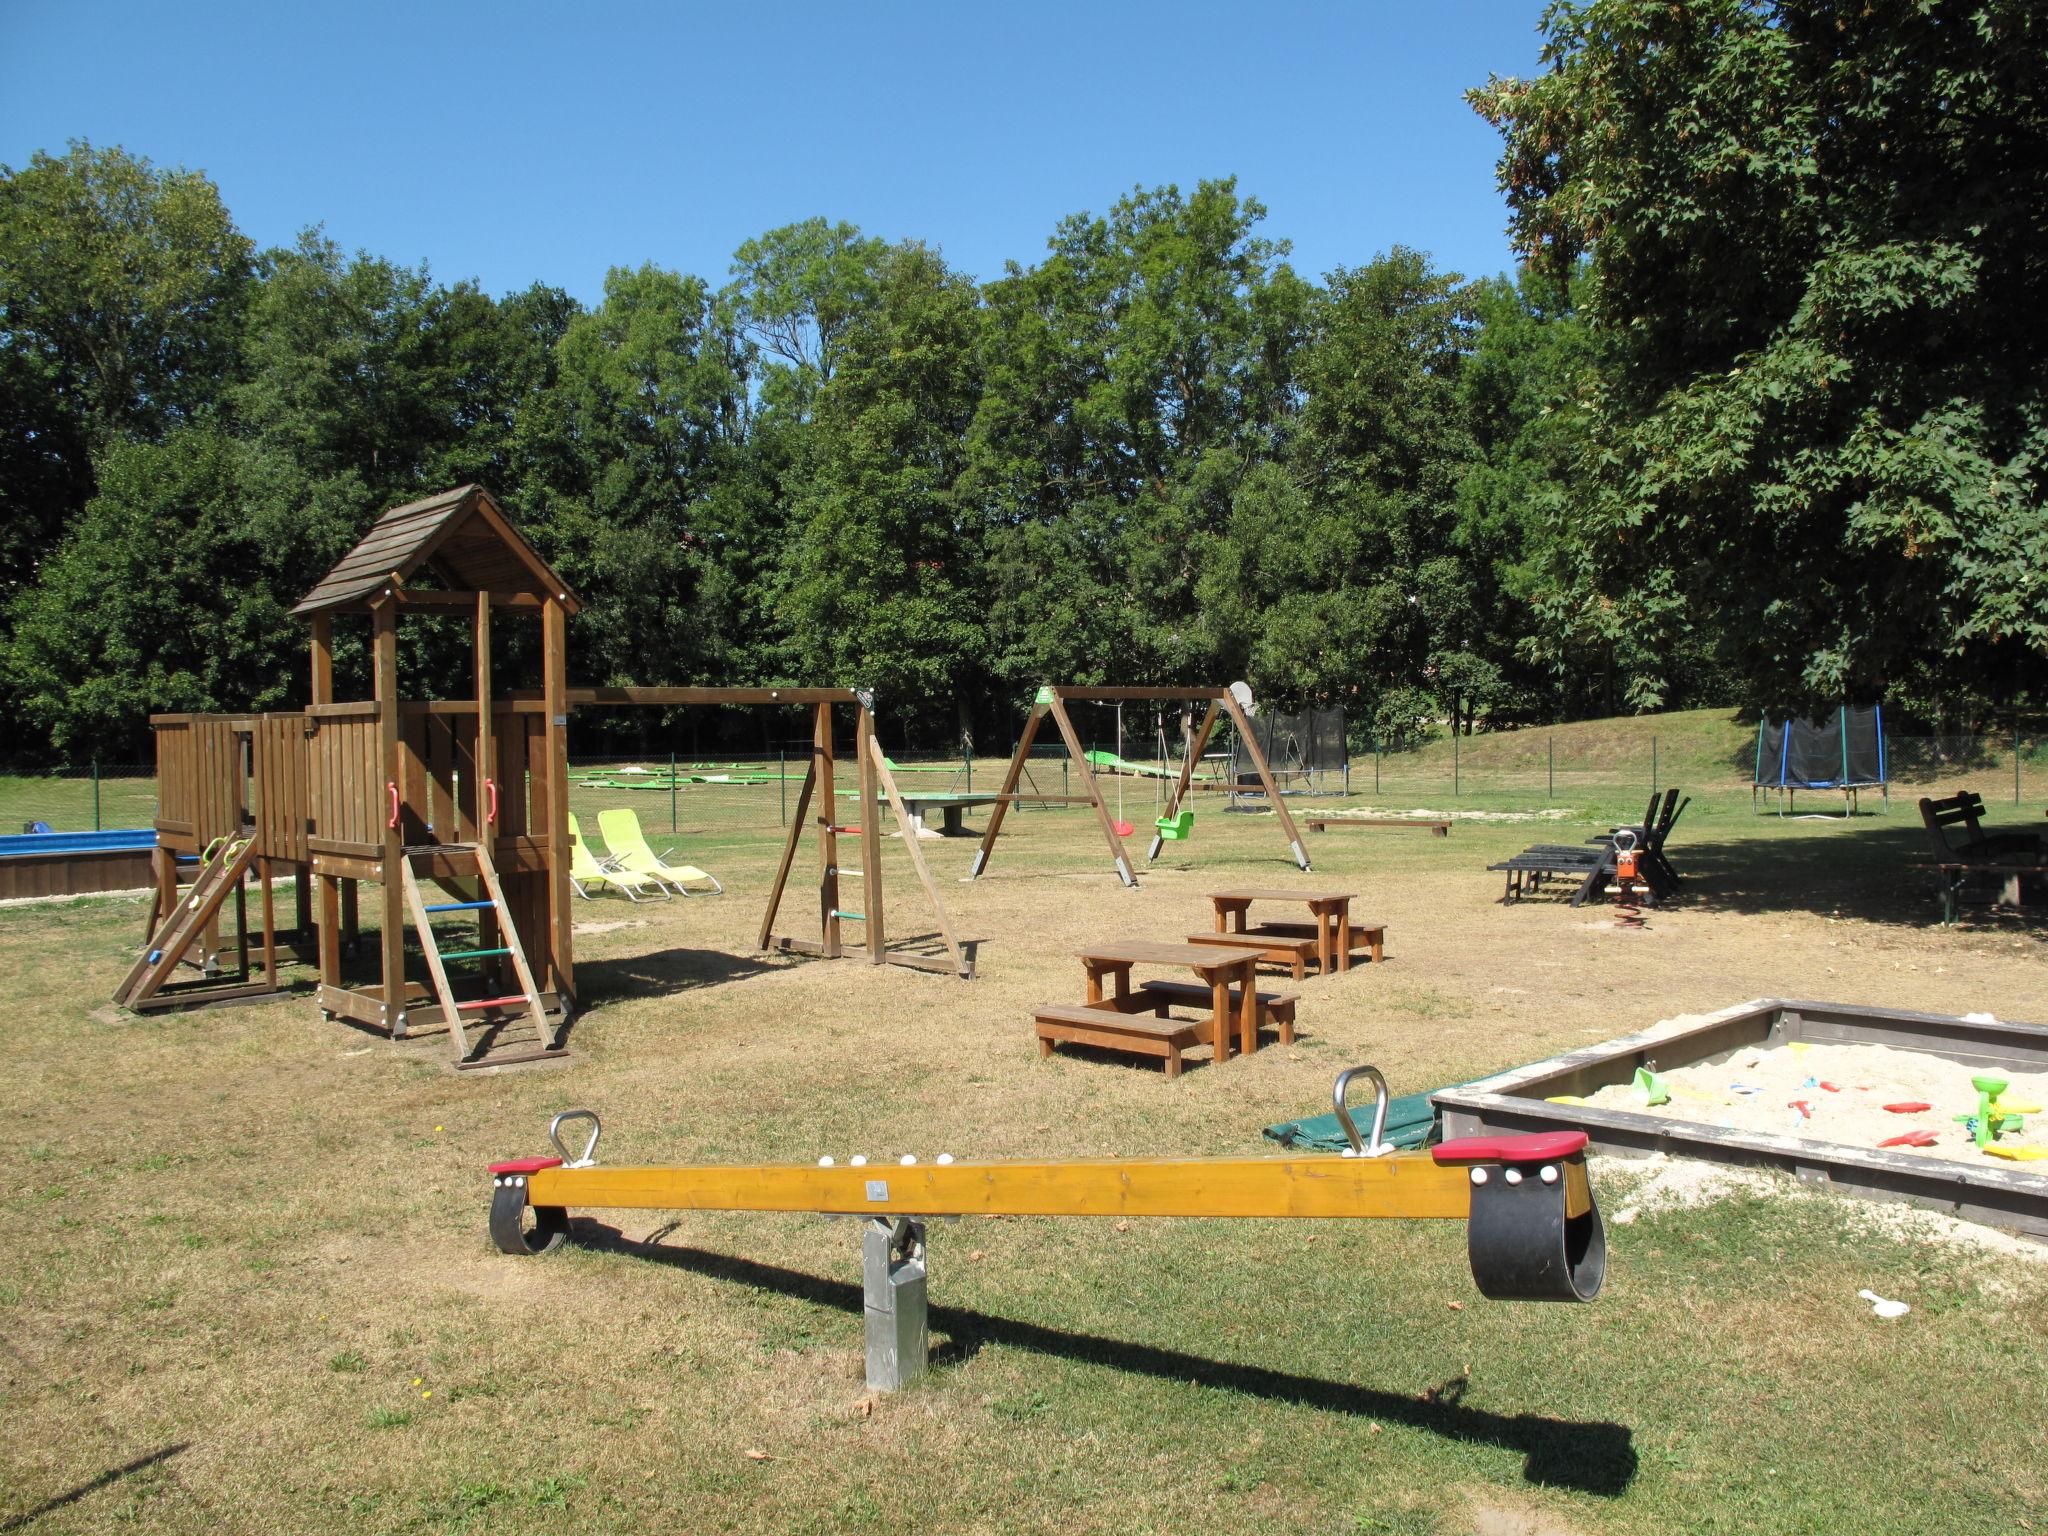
[1754, 705, 1886, 789]
[1230, 708, 1348, 793]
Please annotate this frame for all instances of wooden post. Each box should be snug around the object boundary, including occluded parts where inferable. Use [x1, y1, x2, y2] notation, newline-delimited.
[310, 613, 334, 706]
[968, 702, 1048, 880]
[372, 595, 406, 1034]
[856, 706, 885, 964]
[757, 763, 817, 950]
[317, 874, 341, 1001]
[814, 704, 841, 958]
[542, 595, 574, 1003]
[868, 735, 970, 977]
[1220, 689, 1311, 872]
[1045, 692, 1136, 887]
[1149, 700, 1220, 862]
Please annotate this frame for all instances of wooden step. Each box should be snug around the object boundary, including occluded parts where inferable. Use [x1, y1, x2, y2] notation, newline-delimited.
[1136, 980, 1298, 1043]
[1033, 1003, 1206, 1078]
[1260, 919, 1386, 965]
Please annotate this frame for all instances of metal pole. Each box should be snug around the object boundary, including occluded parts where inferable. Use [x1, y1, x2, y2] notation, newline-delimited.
[966, 745, 973, 793]
[93, 760, 102, 830]
[1652, 736, 1659, 797]
[2017, 720, 2023, 807]
[779, 745, 787, 826]
[1374, 741, 1380, 795]
[1453, 729, 1459, 797]
[1547, 734, 1554, 800]
[670, 750, 677, 834]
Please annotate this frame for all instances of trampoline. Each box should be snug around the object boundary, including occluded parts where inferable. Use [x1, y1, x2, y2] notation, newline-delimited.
[1752, 705, 1888, 816]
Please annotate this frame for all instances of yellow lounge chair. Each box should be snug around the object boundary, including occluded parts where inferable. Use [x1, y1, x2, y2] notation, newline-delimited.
[597, 808, 723, 895]
[568, 812, 669, 901]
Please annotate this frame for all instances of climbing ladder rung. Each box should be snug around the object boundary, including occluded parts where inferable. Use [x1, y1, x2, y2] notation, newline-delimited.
[456, 995, 530, 1012]
[425, 900, 495, 912]
[442, 947, 511, 961]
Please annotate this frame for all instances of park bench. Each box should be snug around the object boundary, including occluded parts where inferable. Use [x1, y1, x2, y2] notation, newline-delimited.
[1490, 790, 1686, 907]
[1917, 791, 2044, 923]
[1034, 1002, 1208, 1078]
[1186, 920, 1386, 976]
[1305, 817, 1450, 837]
[1136, 980, 1298, 1044]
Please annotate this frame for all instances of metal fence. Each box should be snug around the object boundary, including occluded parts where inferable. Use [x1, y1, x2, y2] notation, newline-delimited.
[1352, 730, 2048, 808]
[0, 764, 157, 834]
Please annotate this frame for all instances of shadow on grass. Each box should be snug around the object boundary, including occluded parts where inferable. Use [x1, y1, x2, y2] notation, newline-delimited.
[1495, 817, 2044, 935]
[0, 1444, 186, 1531]
[576, 1221, 1637, 1496]
[578, 946, 782, 1000]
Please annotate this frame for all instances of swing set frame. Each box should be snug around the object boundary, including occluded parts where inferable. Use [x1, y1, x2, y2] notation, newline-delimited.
[968, 686, 1311, 887]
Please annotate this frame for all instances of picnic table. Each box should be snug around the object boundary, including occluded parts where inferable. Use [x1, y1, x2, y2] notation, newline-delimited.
[1027, 939, 1267, 1076]
[1194, 887, 1381, 976]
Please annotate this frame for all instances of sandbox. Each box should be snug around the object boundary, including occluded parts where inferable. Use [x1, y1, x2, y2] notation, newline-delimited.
[1433, 999, 2048, 1239]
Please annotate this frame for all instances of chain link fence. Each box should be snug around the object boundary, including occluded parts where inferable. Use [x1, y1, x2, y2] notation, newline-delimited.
[0, 765, 157, 834]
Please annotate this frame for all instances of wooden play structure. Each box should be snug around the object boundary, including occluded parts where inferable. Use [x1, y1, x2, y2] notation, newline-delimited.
[124, 486, 971, 1065]
[969, 685, 1312, 886]
[488, 1068, 1606, 1391]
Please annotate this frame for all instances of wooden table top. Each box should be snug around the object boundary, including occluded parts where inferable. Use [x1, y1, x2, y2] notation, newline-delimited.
[1078, 940, 1268, 968]
[1209, 887, 1359, 904]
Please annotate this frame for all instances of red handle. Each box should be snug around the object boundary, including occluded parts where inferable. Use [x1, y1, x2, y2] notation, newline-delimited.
[387, 781, 400, 829]
[485, 778, 499, 826]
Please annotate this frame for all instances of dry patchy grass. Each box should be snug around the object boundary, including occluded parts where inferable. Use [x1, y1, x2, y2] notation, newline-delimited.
[3, 787, 2046, 1533]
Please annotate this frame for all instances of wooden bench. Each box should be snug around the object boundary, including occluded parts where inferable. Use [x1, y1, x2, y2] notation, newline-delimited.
[1918, 792, 2044, 922]
[1258, 918, 1384, 966]
[1034, 1002, 1207, 1078]
[1185, 926, 1320, 979]
[1137, 980, 1298, 1044]
[1306, 818, 1449, 837]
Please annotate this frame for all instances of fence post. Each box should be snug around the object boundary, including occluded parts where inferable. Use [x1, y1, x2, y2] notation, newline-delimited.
[2018, 720, 2023, 807]
[1547, 734, 1554, 801]
[1373, 741, 1380, 795]
[1652, 736, 1659, 797]
[670, 751, 678, 834]
[779, 745, 787, 826]
[966, 746, 973, 793]
[93, 760, 102, 831]
[1453, 729, 1460, 797]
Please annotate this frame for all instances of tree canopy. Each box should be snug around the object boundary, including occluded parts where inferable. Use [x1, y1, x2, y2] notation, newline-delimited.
[4, 52, 2041, 762]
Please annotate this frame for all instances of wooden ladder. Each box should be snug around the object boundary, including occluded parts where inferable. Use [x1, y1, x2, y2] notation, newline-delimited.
[399, 841, 563, 1070]
[116, 835, 262, 1010]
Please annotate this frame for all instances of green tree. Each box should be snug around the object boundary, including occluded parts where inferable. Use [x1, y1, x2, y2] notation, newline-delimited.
[782, 242, 986, 739]
[1471, 0, 2048, 712]
[0, 142, 250, 605]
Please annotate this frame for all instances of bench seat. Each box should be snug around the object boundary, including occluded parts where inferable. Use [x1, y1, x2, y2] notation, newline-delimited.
[1306, 818, 1449, 837]
[1184, 926, 1320, 979]
[1034, 1002, 1207, 1078]
[1137, 980, 1298, 1043]
[1259, 918, 1385, 965]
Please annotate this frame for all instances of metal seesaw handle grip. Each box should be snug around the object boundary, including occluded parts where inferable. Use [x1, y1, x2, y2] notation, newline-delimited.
[1332, 1065, 1391, 1157]
[549, 1109, 602, 1168]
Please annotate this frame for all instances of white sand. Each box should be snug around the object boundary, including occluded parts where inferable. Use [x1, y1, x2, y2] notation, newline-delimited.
[1578, 1039, 2048, 1170]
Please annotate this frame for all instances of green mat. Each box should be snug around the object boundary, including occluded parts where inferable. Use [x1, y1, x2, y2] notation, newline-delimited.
[1262, 1087, 1451, 1153]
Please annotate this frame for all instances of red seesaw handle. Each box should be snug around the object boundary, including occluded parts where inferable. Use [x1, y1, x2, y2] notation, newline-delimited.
[387, 781, 400, 829]
[485, 778, 499, 825]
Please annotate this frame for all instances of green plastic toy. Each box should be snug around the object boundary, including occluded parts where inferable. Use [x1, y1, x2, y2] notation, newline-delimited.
[1154, 810, 1194, 841]
[1631, 1067, 1671, 1106]
[1955, 1075, 2025, 1148]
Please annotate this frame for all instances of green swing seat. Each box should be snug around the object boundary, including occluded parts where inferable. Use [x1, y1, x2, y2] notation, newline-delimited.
[1154, 810, 1194, 840]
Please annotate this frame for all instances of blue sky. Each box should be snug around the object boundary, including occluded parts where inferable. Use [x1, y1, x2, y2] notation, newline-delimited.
[1, 1, 1552, 304]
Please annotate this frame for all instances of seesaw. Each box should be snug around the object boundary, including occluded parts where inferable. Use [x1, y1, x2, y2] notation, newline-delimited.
[488, 1067, 1607, 1391]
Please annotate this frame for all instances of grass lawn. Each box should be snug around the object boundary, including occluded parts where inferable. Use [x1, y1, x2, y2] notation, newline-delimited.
[3, 748, 2045, 1533]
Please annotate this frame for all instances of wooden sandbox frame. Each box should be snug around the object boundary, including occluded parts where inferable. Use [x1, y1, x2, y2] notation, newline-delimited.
[1432, 998, 2048, 1239]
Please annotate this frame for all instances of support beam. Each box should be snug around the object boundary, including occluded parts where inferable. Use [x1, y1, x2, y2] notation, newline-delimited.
[1045, 693, 1136, 887]
[856, 708, 885, 964]
[542, 597, 574, 1003]
[867, 735, 970, 977]
[814, 703, 840, 958]
[566, 686, 862, 708]
[1220, 690, 1312, 872]
[757, 764, 817, 950]
[373, 596, 406, 1035]
[967, 702, 1046, 880]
